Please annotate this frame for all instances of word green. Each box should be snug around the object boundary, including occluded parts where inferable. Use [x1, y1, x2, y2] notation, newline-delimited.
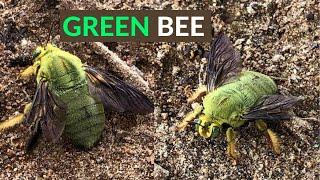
[63, 16, 149, 37]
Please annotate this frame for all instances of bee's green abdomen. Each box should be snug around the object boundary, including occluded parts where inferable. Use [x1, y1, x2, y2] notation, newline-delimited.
[203, 71, 277, 127]
[58, 83, 105, 148]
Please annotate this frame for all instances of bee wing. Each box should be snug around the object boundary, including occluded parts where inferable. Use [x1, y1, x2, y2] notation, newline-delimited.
[206, 33, 242, 91]
[25, 118, 41, 153]
[25, 81, 66, 152]
[242, 95, 302, 121]
[84, 66, 154, 114]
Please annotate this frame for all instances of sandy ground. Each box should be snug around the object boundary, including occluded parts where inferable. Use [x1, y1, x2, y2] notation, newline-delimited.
[0, 0, 319, 179]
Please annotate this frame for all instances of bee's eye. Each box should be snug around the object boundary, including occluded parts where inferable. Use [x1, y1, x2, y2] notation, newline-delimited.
[32, 49, 41, 60]
[194, 119, 201, 132]
[211, 126, 220, 138]
[194, 119, 200, 124]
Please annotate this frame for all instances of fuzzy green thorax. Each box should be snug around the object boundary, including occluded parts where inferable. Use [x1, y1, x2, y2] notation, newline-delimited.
[198, 71, 277, 137]
[32, 44, 86, 90]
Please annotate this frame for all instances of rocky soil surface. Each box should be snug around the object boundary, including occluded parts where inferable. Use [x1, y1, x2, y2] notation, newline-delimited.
[0, 0, 319, 179]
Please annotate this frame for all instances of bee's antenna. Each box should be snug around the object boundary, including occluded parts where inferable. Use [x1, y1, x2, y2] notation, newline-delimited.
[27, 28, 42, 45]
[45, 22, 55, 46]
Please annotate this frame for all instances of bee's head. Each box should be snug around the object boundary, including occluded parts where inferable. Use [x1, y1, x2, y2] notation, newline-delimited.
[31, 44, 57, 62]
[31, 46, 44, 62]
[20, 44, 57, 79]
[194, 114, 220, 139]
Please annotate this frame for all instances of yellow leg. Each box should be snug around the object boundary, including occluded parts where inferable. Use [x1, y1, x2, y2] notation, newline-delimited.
[177, 103, 203, 132]
[0, 103, 32, 131]
[226, 127, 239, 159]
[20, 61, 40, 79]
[255, 120, 280, 154]
[187, 85, 207, 103]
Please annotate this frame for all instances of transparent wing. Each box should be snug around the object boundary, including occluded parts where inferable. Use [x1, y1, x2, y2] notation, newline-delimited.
[242, 95, 302, 121]
[206, 33, 242, 91]
[85, 66, 154, 114]
[25, 81, 66, 152]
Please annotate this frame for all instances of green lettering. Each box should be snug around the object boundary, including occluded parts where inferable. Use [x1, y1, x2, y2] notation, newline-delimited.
[131, 16, 149, 37]
[63, 16, 81, 37]
[116, 16, 129, 36]
[101, 16, 114, 36]
[83, 16, 98, 37]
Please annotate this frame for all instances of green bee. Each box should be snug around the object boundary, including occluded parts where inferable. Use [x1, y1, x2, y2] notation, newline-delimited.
[177, 34, 301, 158]
[0, 44, 154, 152]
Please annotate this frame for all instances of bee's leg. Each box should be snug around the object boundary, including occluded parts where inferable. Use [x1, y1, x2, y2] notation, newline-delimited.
[226, 127, 239, 159]
[20, 61, 40, 79]
[0, 103, 32, 131]
[177, 103, 203, 132]
[255, 119, 280, 154]
[187, 84, 207, 103]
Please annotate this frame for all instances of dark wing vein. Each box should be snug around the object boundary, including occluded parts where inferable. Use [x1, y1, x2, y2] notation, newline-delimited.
[25, 81, 66, 152]
[242, 95, 302, 121]
[85, 66, 154, 114]
[206, 33, 242, 91]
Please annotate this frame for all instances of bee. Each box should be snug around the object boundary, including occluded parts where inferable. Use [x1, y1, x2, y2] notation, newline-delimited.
[177, 34, 301, 158]
[0, 44, 154, 152]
